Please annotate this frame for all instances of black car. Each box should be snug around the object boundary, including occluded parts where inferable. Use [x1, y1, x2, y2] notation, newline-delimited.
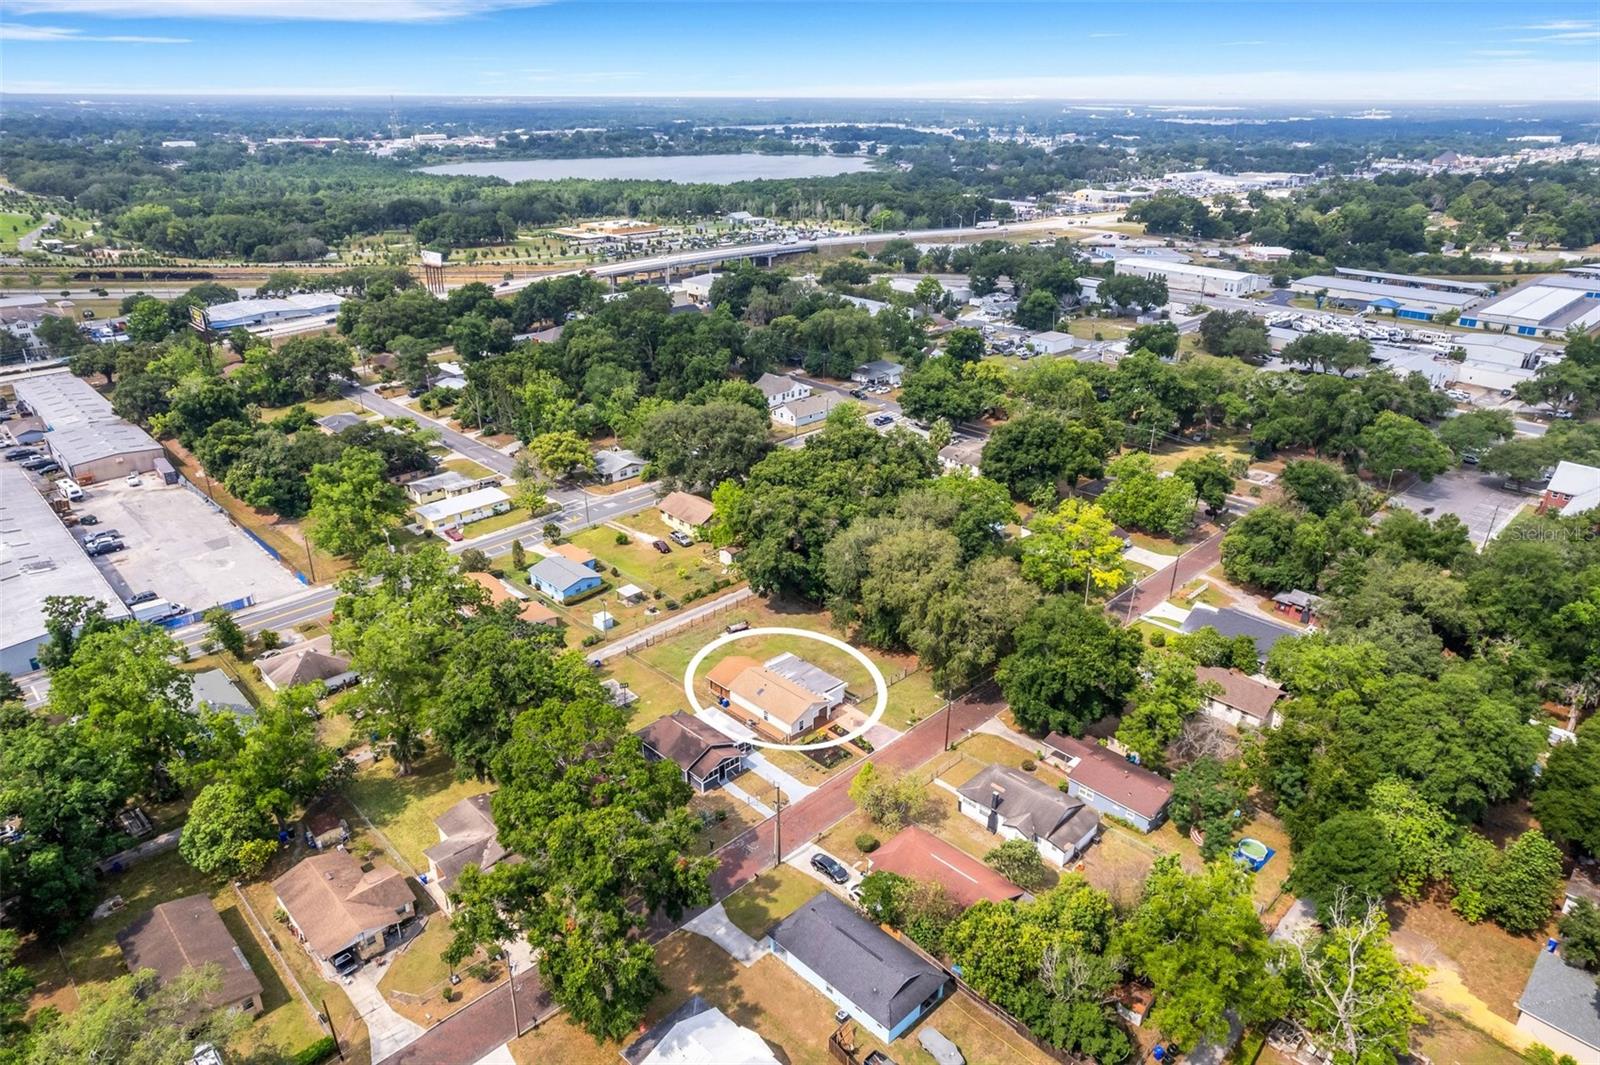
[872, 415, 894, 427]
[27, 461, 60, 476]
[19, 457, 52, 470]
[78, 514, 99, 526]
[4, 449, 36, 461]
[810, 852, 850, 884]
[330, 952, 361, 977]
[126, 590, 158, 605]
[651, 539, 671, 554]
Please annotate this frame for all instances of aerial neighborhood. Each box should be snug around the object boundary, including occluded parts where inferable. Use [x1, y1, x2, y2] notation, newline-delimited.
[2, 11, 1600, 1065]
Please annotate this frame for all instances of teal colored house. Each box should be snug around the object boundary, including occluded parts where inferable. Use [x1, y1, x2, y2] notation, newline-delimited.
[767, 892, 950, 1043]
[528, 555, 603, 603]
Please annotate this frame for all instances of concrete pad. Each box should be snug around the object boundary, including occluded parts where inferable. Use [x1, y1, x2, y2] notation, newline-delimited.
[1389, 469, 1531, 549]
[684, 903, 768, 967]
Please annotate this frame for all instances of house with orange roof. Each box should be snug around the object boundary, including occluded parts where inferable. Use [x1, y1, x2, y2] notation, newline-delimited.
[467, 571, 560, 626]
[705, 652, 843, 739]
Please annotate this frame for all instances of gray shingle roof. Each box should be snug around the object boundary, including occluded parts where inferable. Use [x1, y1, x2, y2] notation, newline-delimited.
[769, 892, 948, 1033]
[956, 764, 1099, 852]
[1181, 605, 1299, 661]
[529, 554, 599, 591]
[1519, 947, 1600, 1053]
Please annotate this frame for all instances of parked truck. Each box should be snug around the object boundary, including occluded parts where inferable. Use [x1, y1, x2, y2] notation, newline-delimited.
[130, 599, 184, 623]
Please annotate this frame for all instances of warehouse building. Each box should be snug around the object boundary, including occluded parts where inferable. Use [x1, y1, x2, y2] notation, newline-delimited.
[0, 463, 131, 675]
[1289, 275, 1482, 321]
[1112, 258, 1267, 298]
[1330, 267, 1492, 297]
[197, 293, 344, 333]
[1457, 275, 1600, 337]
[12, 371, 164, 481]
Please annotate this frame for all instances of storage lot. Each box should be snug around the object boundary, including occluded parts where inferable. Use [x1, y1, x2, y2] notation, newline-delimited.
[71, 478, 305, 612]
[1389, 469, 1530, 548]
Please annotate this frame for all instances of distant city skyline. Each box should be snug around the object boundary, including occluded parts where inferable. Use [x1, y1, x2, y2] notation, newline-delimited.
[0, 1, 1597, 102]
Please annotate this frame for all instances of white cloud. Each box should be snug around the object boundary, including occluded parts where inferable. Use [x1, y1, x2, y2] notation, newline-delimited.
[1520, 19, 1596, 30]
[0, 23, 188, 42]
[5, 0, 550, 20]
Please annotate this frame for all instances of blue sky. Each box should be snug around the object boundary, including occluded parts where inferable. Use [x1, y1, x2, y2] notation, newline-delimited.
[1, 0, 1597, 101]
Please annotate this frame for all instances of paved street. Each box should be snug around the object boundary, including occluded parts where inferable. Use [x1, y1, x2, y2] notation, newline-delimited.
[1106, 530, 1223, 623]
[375, 967, 556, 1065]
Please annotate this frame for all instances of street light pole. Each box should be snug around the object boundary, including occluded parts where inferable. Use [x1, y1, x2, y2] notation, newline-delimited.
[508, 959, 520, 1040]
[773, 785, 783, 868]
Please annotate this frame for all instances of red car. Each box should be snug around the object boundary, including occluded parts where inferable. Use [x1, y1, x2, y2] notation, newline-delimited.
[651, 539, 671, 554]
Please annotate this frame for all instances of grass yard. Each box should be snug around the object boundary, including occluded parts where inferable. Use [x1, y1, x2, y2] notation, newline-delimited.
[459, 506, 534, 540]
[1066, 317, 1135, 341]
[22, 846, 330, 1062]
[254, 397, 363, 422]
[1409, 1005, 1523, 1065]
[569, 516, 733, 603]
[1387, 895, 1545, 1021]
[378, 918, 503, 1027]
[722, 866, 821, 939]
[342, 747, 491, 875]
[688, 790, 770, 856]
[442, 456, 499, 481]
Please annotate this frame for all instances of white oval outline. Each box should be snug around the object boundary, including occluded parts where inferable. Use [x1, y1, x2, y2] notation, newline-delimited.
[682, 626, 888, 752]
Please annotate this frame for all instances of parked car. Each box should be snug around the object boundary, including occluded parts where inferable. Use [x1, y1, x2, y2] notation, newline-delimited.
[810, 852, 850, 884]
[19, 457, 52, 470]
[871, 415, 894, 427]
[668, 530, 693, 547]
[87, 539, 125, 556]
[87, 529, 122, 544]
[330, 952, 361, 977]
[4, 449, 37, 461]
[78, 513, 99, 526]
[651, 539, 671, 554]
[125, 473, 141, 486]
[27, 461, 60, 476]
[126, 590, 158, 605]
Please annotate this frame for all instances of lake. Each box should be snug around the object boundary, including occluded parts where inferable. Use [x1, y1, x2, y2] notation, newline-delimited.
[417, 153, 874, 184]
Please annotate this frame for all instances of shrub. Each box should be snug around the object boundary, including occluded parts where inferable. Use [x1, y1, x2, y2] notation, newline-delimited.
[1149, 630, 1166, 647]
[855, 833, 880, 853]
[291, 1037, 338, 1065]
[615, 531, 630, 545]
[258, 629, 282, 652]
[581, 633, 602, 647]
[1020, 759, 1036, 772]
[610, 565, 620, 577]
[665, 599, 680, 610]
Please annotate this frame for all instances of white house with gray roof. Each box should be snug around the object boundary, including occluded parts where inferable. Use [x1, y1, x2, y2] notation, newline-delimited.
[754, 373, 811, 409]
[1515, 945, 1600, 1063]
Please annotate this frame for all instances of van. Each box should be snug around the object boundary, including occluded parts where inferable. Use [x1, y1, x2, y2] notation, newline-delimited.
[56, 478, 84, 502]
[131, 599, 179, 623]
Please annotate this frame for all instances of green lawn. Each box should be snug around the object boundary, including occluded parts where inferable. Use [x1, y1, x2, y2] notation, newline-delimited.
[442, 456, 498, 481]
[722, 866, 821, 939]
[459, 506, 533, 540]
[342, 748, 492, 874]
[569, 516, 732, 603]
[26, 847, 327, 1062]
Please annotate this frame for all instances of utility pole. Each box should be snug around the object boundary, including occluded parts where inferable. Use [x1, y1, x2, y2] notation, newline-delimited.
[943, 692, 954, 751]
[321, 998, 344, 1061]
[773, 785, 783, 868]
[508, 959, 520, 1040]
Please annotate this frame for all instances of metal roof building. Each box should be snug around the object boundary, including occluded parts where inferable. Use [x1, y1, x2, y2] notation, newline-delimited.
[1459, 275, 1600, 337]
[0, 463, 131, 675]
[199, 293, 344, 332]
[12, 370, 163, 481]
[1289, 275, 1482, 319]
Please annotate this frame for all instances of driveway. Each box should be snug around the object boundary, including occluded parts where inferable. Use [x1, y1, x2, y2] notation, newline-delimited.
[787, 841, 865, 890]
[684, 902, 768, 965]
[1389, 469, 1530, 549]
[338, 963, 424, 1063]
[693, 704, 817, 800]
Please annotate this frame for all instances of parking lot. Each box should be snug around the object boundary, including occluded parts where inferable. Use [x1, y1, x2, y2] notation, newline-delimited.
[71, 477, 305, 613]
[1390, 468, 1531, 548]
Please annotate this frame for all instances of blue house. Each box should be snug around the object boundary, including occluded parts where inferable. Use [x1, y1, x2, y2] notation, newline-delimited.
[767, 891, 950, 1044]
[528, 555, 603, 603]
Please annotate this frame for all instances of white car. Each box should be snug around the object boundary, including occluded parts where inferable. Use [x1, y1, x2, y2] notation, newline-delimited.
[125, 473, 142, 486]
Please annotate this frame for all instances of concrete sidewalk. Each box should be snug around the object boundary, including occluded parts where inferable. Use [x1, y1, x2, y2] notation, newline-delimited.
[722, 781, 775, 817]
[684, 903, 767, 966]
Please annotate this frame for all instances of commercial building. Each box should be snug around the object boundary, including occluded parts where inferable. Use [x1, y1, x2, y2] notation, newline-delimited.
[13, 371, 163, 481]
[117, 895, 264, 1018]
[197, 293, 344, 333]
[0, 463, 131, 675]
[1040, 734, 1174, 832]
[1289, 275, 1482, 321]
[767, 891, 951, 1044]
[1540, 461, 1600, 518]
[413, 486, 511, 533]
[1331, 267, 1492, 297]
[1458, 274, 1600, 337]
[956, 764, 1101, 866]
[1244, 245, 1293, 262]
[637, 710, 752, 793]
[1113, 258, 1267, 298]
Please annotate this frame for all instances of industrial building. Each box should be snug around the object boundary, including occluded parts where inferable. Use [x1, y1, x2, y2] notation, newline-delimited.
[1289, 275, 1482, 321]
[1112, 258, 1266, 298]
[12, 371, 164, 481]
[0, 462, 131, 675]
[1457, 275, 1600, 337]
[197, 293, 344, 333]
[1330, 267, 1492, 297]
